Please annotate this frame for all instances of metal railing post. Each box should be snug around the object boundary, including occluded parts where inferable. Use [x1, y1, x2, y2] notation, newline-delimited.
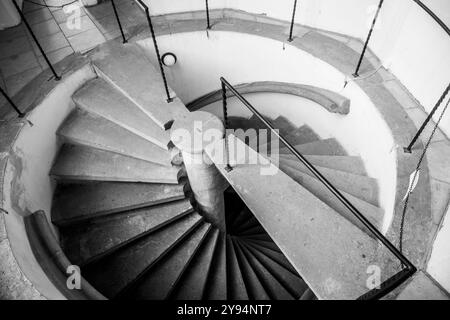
[111, 0, 127, 43]
[11, 0, 61, 81]
[288, 0, 298, 42]
[404, 83, 450, 153]
[206, 0, 211, 30]
[136, 0, 173, 103]
[0, 86, 24, 117]
[221, 81, 232, 172]
[353, 0, 384, 77]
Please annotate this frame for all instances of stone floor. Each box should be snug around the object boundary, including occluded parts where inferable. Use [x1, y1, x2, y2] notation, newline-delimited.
[0, 0, 140, 102]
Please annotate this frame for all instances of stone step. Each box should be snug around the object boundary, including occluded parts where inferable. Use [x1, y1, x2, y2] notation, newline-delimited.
[226, 236, 249, 300]
[232, 239, 270, 300]
[269, 116, 297, 136]
[243, 239, 298, 275]
[58, 108, 173, 166]
[203, 233, 227, 300]
[276, 154, 367, 176]
[52, 182, 186, 226]
[240, 224, 265, 236]
[279, 138, 347, 156]
[240, 233, 273, 243]
[83, 212, 203, 298]
[300, 288, 317, 300]
[89, 42, 187, 130]
[276, 165, 383, 232]
[206, 136, 382, 299]
[242, 240, 308, 299]
[170, 228, 220, 300]
[50, 144, 180, 184]
[280, 158, 380, 206]
[228, 115, 267, 131]
[231, 209, 252, 232]
[61, 199, 194, 266]
[73, 78, 171, 149]
[284, 124, 321, 146]
[237, 239, 294, 300]
[124, 222, 211, 300]
[236, 214, 260, 234]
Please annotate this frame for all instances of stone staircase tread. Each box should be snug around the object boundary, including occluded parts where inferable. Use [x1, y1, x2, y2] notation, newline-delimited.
[239, 224, 265, 236]
[124, 222, 211, 300]
[226, 236, 249, 300]
[171, 228, 220, 300]
[276, 165, 383, 232]
[203, 234, 227, 300]
[280, 138, 347, 156]
[89, 42, 188, 129]
[50, 144, 180, 184]
[300, 288, 317, 300]
[72, 78, 171, 149]
[83, 212, 203, 298]
[243, 239, 298, 275]
[284, 124, 321, 146]
[235, 215, 260, 234]
[60, 199, 194, 266]
[232, 239, 270, 300]
[277, 154, 367, 176]
[237, 239, 295, 300]
[206, 136, 381, 299]
[58, 108, 173, 166]
[242, 240, 308, 299]
[52, 181, 186, 226]
[270, 116, 297, 136]
[280, 158, 380, 207]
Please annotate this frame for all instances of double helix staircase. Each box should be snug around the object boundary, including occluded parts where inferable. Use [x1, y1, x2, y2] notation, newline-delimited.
[48, 41, 316, 300]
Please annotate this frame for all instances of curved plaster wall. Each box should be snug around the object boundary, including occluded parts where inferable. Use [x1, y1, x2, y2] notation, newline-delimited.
[144, 0, 450, 137]
[137, 31, 397, 232]
[1, 63, 96, 299]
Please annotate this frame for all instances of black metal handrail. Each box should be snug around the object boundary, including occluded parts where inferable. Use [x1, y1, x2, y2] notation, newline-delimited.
[135, 0, 173, 103]
[412, 0, 450, 36]
[206, 0, 211, 30]
[288, 0, 298, 42]
[11, 0, 61, 81]
[110, 0, 127, 44]
[220, 77, 416, 300]
[0, 86, 24, 117]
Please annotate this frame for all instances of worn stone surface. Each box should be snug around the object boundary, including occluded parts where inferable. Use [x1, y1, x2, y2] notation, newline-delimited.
[396, 271, 449, 300]
[72, 78, 171, 149]
[50, 144, 181, 184]
[280, 138, 347, 156]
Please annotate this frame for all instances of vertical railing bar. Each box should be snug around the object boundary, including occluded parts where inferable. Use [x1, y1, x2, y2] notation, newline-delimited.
[221, 82, 232, 172]
[136, 0, 173, 103]
[404, 83, 450, 153]
[11, 0, 61, 81]
[0, 86, 25, 118]
[353, 0, 384, 77]
[110, 0, 127, 43]
[206, 0, 211, 30]
[288, 0, 298, 42]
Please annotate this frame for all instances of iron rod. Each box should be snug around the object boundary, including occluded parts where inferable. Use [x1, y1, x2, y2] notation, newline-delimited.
[412, 0, 450, 36]
[0, 86, 24, 117]
[404, 83, 450, 153]
[206, 0, 211, 30]
[288, 0, 298, 42]
[221, 82, 232, 172]
[220, 77, 415, 278]
[353, 0, 384, 77]
[111, 0, 127, 43]
[137, 0, 173, 103]
[11, 0, 61, 81]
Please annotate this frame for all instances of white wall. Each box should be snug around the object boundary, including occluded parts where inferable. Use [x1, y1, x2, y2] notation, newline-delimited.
[144, 0, 450, 137]
[138, 31, 397, 233]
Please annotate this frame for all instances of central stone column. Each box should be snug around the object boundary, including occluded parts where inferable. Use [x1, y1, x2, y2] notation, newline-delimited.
[171, 111, 229, 232]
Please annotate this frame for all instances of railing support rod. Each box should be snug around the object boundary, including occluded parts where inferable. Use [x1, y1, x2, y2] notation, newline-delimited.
[111, 0, 127, 43]
[404, 83, 450, 153]
[221, 82, 233, 172]
[353, 0, 384, 77]
[0, 86, 24, 117]
[136, 0, 173, 103]
[11, 0, 61, 81]
[288, 0, 298, 42]
[205, 0, 211, 30]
